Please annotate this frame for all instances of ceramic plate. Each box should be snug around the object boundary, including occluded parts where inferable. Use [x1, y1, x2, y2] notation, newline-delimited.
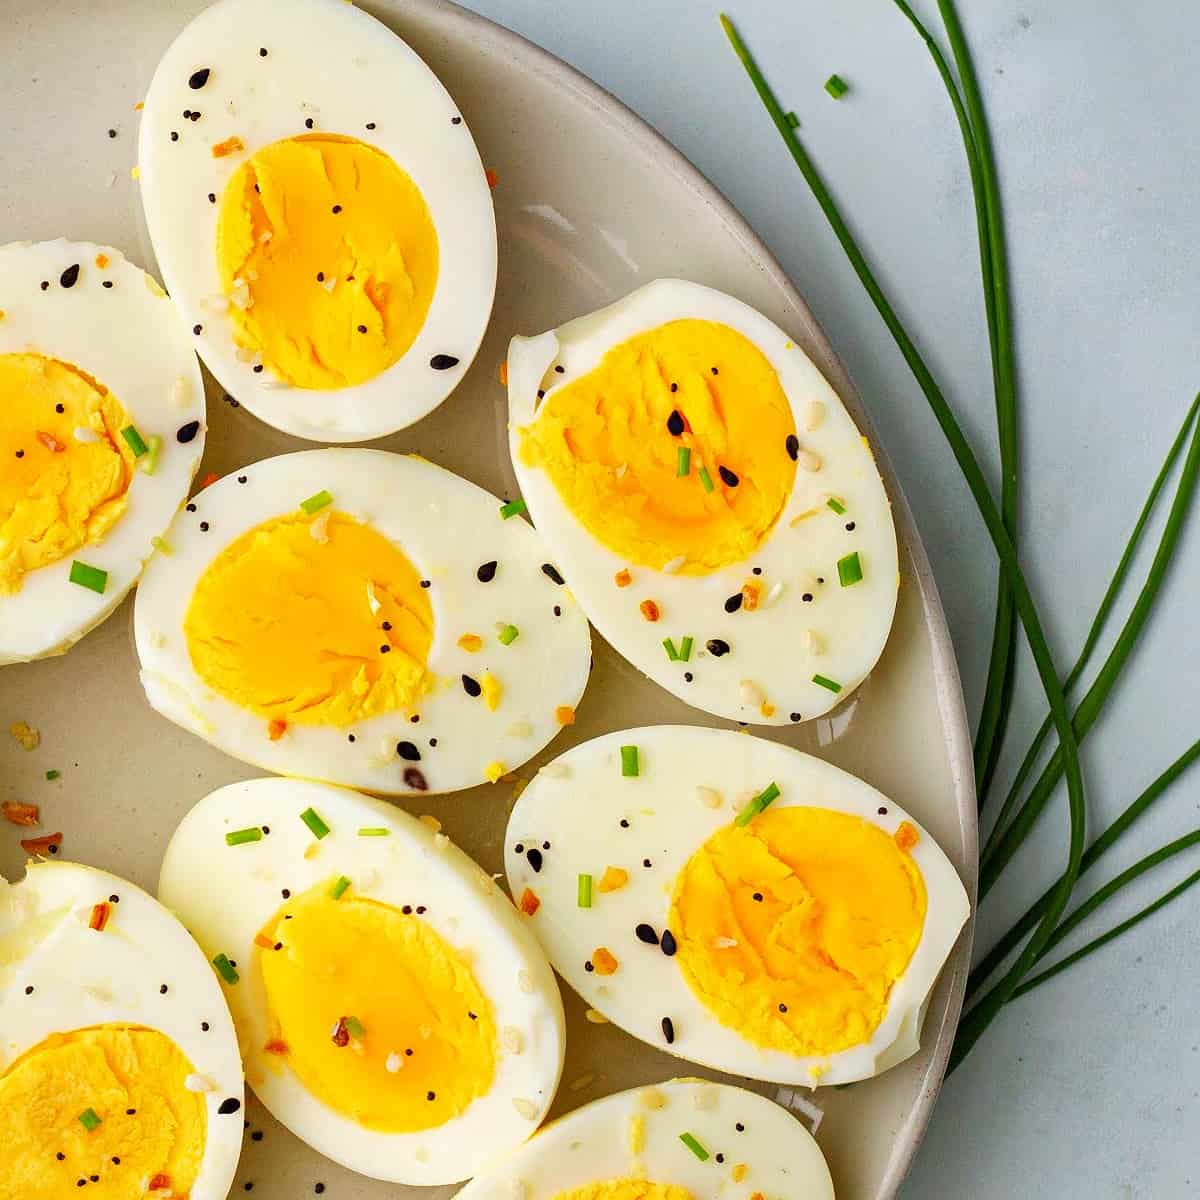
[0, 1, 976, 1196]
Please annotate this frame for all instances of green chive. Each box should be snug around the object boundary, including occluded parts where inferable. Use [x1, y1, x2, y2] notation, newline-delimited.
[69, 561, 107, 594]
[330, 874, 351, 899]
[676, 446, 691, 476]
[78, 1108, 102, 1132]
[837, 551, 864, 587]
[735, 781, 782, 827]
[499, 498, 527, 519]
[358, 826, 390, 837]
[45, 769, 60, 781]
[498, 624, 520, 646]
[121, 424, 149, 457]
[825, 73, 849, 99]
[620, 745, 639, 777]
[139, 434, 162, 475]
[786, 110, 800, 127]
[679, 1132, 709, 1161]
[698, 465, 715, 493]
[225, 827, 263, 846]
[663, 637, 679, 662]
[344, 1016, 366, 1039]
[212, 953, 238, 984]
[577, 873, 593, 908]
[826, 496, 847, 515]
[812, 673, 842, 694]
[300, 807, 330, 840]
[300, 489, 333, 514]
[678, 636, 694, 662]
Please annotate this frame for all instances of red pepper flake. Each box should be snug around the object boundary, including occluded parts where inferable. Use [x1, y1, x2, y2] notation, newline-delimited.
[36, 431, 65, 453]
[741, 580, 762, 612]
[519, 888, 541, 916]
[485, 168, 499, 188]
[212, 135, 245, 158]
[555, 705, 576, 726]
[639, 599, 660, 622]
[497, 360, 509, 387]
[89, 902, 112, 932]
[148, 1174, 171, 1192]
[331, 1017, 350, 1047]
[198, 471, 220, 490]
[267, 719, 287, 741]
[614, 569, 632, 588]
[895, 821, 920, 852]
[264, 1038, 289, 1055]
[20, 832, 62, 856]
[94, 253, 110, 269]
[2, 801, 40, 827]
[254, 932, 275, 949]
[591, 947, 619, 976]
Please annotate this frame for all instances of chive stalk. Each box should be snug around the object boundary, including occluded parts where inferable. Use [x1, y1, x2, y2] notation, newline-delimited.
[69, 560, 107, 594]
[299, 807, 330, 840]
[212, 953, 239, 984]
[225, 827, 263, 846]
[824, 73, 848, 99]
[344, 1016, 366, 1039]
[358, 827, 390, 837]
[330, 875, 351, 899]
[78, 1108, 102, 1131]
[300, 489, 333, 514]
[498, 624, 520, 645]
[735, 781, 781, 827]
[620, 745, 639, 777]
[698, 465, 714, 492]
[826, 497, 847, 515]
[663, 637, 679, 661]
[679, 1132, 709, 1161]
[678, 636, 694, 661]
[577, 873, 593, 908]
[811, 673, 842, 694]
[499, 498, 527, 519]
[121, 424, 149, 457]
[139, 434, 163, 475]
[676, 446, 691, 476]
[837, 551, 863, 587]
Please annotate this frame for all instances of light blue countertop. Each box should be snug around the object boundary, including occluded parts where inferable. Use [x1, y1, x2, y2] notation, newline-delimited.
[459, 2, 1200, 1196]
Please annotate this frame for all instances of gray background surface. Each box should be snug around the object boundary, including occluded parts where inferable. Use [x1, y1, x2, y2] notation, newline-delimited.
[453, 1, 1200, 1196]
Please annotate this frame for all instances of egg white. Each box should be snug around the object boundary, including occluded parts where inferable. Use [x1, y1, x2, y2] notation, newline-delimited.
[158, 776, 565, 1185]
[133, 447, 591, 794]
[456, 1078, 834, 1199]
[0, 239, 205, 664]
[137, 0, 496, 442]
[507, 278, 899, 725]
[0, 860, 243, 1200]
[504, 725, 971, 1086]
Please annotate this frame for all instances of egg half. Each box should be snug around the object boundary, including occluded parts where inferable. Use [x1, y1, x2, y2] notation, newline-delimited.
[0, 239, 205, 664]
[0, 861, 243, 1200]
[456, 1078, 833, 1200]
[138, 0, 496, 441]
[133, 448, 590, 793]
[507, 278, 899, 725]
[505, 726, 970, 1086]
[158, 777, 565, 1184]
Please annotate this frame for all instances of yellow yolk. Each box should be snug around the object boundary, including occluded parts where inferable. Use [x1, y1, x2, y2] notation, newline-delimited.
[552, 1183, 694, 1200]
[216, 134, 439, 390]
[519, 320, 797, 573]
[257, 881, 496, 1132]
[0, 1024, 206, 1200]
[0, 353, 135, 594]
[669, 807, 927, 1056]
[184, 511, 433, 727]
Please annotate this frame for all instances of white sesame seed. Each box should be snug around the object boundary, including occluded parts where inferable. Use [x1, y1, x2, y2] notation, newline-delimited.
[517, 970, 534, 994]
[662, 555, 686, 574]
[796, 449, 822, 472]
[170, 376, 191, 408]
[739, 680, 765, 707]
[73, 426, 99, 444]
[201, 293, 230, 313]
[512, 1097, 538, 1120]
[584, 1008, 609, 1024]
[385, 1052, 403, 1073]
[803, 400, 826, 430]
[696, 786, 722, 809]
[309, 512, 330, 543]
[693, 1084, 718, 1110]
[712, 936, 739, 949]
[502, 1026, 525, 1053]
[184, 1073, 215, 1093]
[540, 762, 571, 779]
[803, 629, 825, 656]
[765, 581, 785, 607]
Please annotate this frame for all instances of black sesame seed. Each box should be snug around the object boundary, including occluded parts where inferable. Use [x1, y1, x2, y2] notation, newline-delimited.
[366, 122, 376, 130]
[126, 1108, 135, 1115]
[752, 566, 762, 575]
[193, 323, 203, 335]
[537, 389, 545, 399]
[218, 1098, 241, 1115]
[189, 67, 211, 89]
[305, 118, 314, 129]
[253, 364, 263, 373]
[620, 819, 630, 828]
[584, 961, 594, 973]
[785, 433, 799, 460]
[468, 1010, 477, 1020]
[347, 734, 355, 743]
[553, 604, 562, 617]
[201, 1021, 210, 1031]
[643, 858, 652, 868]
[666, 409, 684, 436]
[818, 576, 825, 584]
[716, 1154, 725, 1164]
[542, 840, 550, 850]
[259, 46, 268, 56]
[102, 281, 113, 289]
[670, 381, 678, 392]
[60, 264, 80, 288]
[108, 128, 117, 138]
[541, 563, 565, 586]
[802, 592, 814, 603]
[846, 521, 857, 531]
[15, 450, 24, 459]
[160, 984, 168, 994]
[684, 671, 694, 682]
[402, 905, 413, 914]
[635, 923, 658, 945]
[878, 806, 888, 815]
[190, 110, 201, 121]
[416, 905, 426, 914]
[176, 420, 200, 443]
[718, 465, 739, 487]
[77, 1179, 85, 1187]
[171, 131, 180, 141]
[25, 985, 33, 995]
[251, 1130, 263, 1142]
[429, 737, 437, 747]
[57, 1153, 65, 1160]
[208, 192, 217, 203]
[660, 929, 678, 956]
[199, 521, 210, 532]
[419, 579, 430, 588]
[476, 560, 498, 583]
[461, 674, 482, 698]
[382, 621, 392, 631]
[724, 593, 743, 613]
[427, 1091, 436, 1101]
[315, 1186, 326, 1195]
[451, 116, 462, 124]
[430, 353, 459, 370]
[396, 741, 421, 762]
[56, 403, 65, 413]
[525, 848, 543, 873]
[736, 1122, 745, 1132]
[244, 1184, 253, 1192]
[262, 826, 269, 834]
[515, 843, 524, 854]
[410, 714, 420, 723]
[778, 1003, 788, 1013]
[711, 366, 719, 375]
[331, 204, 342, 214]
[186, 503, 196, 512]
[40, 280, 49, 290]
[237, 475, 247, 483]
[661, 1016, 675, 1043]
[404, 767, 428, 791]
[790, 712, 802, 722]
[752, 892, 763, 902]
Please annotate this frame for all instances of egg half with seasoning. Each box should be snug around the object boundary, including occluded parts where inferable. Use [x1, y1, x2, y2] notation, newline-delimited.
[133, 448, 590, 793]
[138, 0, 496, 442]
[505, 726, 970, 1086]
[0, 239, 205, 665]
[507, 278, 899, 725]
[0, 861, 243, 1199]
[456, 1078, 833, 1200]
[158, 777, 565, 1184]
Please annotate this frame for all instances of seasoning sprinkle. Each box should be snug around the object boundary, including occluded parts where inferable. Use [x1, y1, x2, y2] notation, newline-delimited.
[330, 875, 351, 900]
[620, 745, 639, 777]
[837, 551, 864, 587]
[299, 807, 330, 839]
[577, 873, 593, 908]
[812, 673, 843, 694]
[667, 409, 685, 436]
[212, 953, 238, 984]
[499, 498, 527, 519]
[88, 903, 111, 932]
[300, 489, 333, 514]
[225, 827, 263, 846]
[69, 561, 107, 594]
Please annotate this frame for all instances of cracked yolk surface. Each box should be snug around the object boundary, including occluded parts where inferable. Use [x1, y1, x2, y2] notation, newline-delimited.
[0, 1024, 206, 1200]
[258, 881, 496, 1132]
[0, 352, 135, 594]
[669, 806, 926, 1057]
[552, 1185, 694, 1200]
[519, 319, 796, 573]
[216, 134, 439, 390]
[183, 511, 433, 727]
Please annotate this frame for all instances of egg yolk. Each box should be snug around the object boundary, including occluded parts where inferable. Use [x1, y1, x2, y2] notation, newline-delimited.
[669, 807, 927, 1057]
[216, 134, 439, 390]
[0, 1024, 206, 1200]
[257, 881, 497, 1132]
[184, 511, 433, 727]
[519, 320, 797, 573]
[552, 1184, 693, 1200]
[0, 352, 135, 594]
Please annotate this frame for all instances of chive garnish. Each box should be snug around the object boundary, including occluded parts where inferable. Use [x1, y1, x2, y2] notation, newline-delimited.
[121, 424, 149, 457]
[139, 434, 162, 475]
[344, 1016, 366, 1039]
[812, 674, 842, 694]
[679, 1132, 709, 1161]
[225, 827, 263, 846]
[678, 636, 694, 662]
[69, 561, 107, 594]
[837, 551, 864, 587]
[698, 465, 715, 493]
[663, 637, 679, 662]
[826, 496, 847, 515]
[45, 769, 60, 781]
[300, 489, 333, 514]
[212, 953, 238, 984]
[676, 446, 691, 476]
[824, 73, 849, 98]
[620, 745, 639, 777]
[735, 781, 781, 827]
[78, 1108, 101, 1132]
[358, 827, 390, 837]
[786, 110, 800, 127]
[499, 498, 527, 519]
[299, 807, 330, 840]
[577, 873, 593, 908]
[330, 875, 351, 899]
[498, 624, 520, 645]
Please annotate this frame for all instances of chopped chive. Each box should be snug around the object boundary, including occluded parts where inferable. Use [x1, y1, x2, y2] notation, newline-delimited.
[498, 624, 520, 646]
[786, 110, 800, 127]
[676, 446, 691, 476]
[663, 637, 679, 662]
[825, 73, 849, 99]
[620, 745, 639, 777]
[69, 561, 107, 594]
[78, 1108, 102, 1132]
[826, 496, 847, 515]
[357, 826, 390, 837]
[150, 535, 172, 555]
[812, 673, 843, 694]
[139, 434, 162, 475]
[837, 551, 864, 587]
[678, 636, 694, 662]
[735, 781, 782, 827]
[499, 498, 527, 519]
[212, 953, 238, 984]
[121, 424, 149, 457]
[330, 874, 351, 899]
[300, 489, 333, 514]
[45, 769, 60, 781]
[679, 1132, 709, 1161]
[299, 807, 330, 840]
[225, 827, 263, 846]
[344, 1016, 366, 1039]
[577, 873, 593, 908]
[698, 465, 715, 493]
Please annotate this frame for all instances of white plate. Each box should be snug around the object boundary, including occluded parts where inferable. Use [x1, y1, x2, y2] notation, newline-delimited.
[0, 1, 976, 1196]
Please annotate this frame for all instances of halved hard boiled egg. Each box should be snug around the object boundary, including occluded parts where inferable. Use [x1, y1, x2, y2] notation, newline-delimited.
[158, 777, 565, 1184]
[505, 726, 970, 1086]
[0, 239, 205, 664]
[139, 0, 496, 441]
[0, 861, 243, 1199]
[508, 278, 899, 725]
[456, 1078, 834, 1200]
[133, 448, 590, 793]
